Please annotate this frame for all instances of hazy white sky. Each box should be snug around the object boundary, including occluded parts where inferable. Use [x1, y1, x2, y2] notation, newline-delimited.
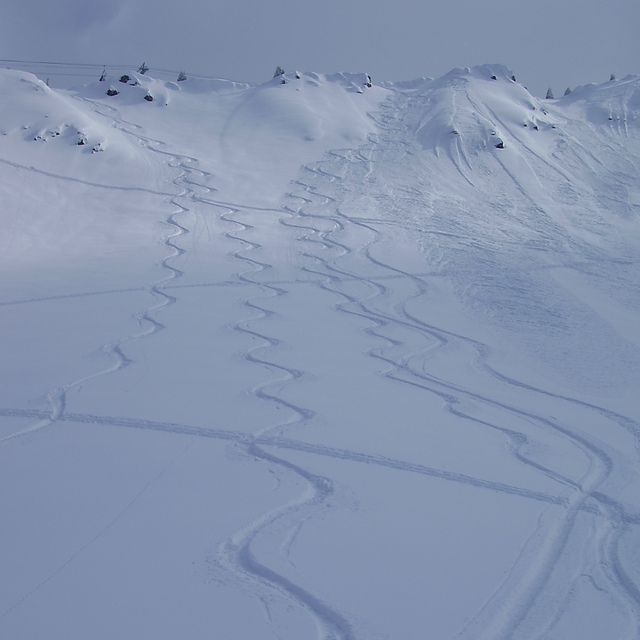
[0, 0, 638, 97]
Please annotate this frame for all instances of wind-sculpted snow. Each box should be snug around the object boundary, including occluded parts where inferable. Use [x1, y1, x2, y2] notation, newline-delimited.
[1, 66, 639, 639]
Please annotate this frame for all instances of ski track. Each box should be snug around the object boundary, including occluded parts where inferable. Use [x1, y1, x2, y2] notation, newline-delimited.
[0, 157, 175, 197]
[4, 88, 357, 635]
[81, 99, 360, 636]
[200, 193, 358, 637]
[2, 85, 639, 639]
[0, 100, 190, 447]
[0, 406, 569, 506]
[268, 92, 640, 638]
[0, 96, 203, 619]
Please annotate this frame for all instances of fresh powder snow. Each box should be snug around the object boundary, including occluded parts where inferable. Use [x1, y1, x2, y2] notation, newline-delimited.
[1, 64, 639, 639]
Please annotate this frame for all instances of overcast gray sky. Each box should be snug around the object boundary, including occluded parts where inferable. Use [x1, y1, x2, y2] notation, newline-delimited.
[1, 0, 638, 97]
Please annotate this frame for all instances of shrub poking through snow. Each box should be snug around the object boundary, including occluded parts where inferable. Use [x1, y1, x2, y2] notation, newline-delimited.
[177, 71, 187, 82]
[119, 75, 130, 84]
[546, 87, 554, 100]
[106, 87, 119, 96]
[144, 94, 154, 102]
[273, 66, 285, 78]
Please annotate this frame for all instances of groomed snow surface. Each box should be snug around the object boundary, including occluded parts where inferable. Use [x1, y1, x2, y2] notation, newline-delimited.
[1, 65, 639, 639]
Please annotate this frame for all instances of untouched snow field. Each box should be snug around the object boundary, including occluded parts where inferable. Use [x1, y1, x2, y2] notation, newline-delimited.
[1, 65, 640, 639]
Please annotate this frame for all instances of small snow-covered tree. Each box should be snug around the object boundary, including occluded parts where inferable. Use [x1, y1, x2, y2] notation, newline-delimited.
[546, 87, 554, 100]
[138, 62, 149, 74]
[564, 87, 572, 96]
[610, 73, 616, 81]
[273, 66, 285, 78]
[177, 71, 187, 82]
[99, 67, 106, 82]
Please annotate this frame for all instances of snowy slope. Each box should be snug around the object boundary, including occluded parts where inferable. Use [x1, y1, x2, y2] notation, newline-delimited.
[1, 65, 639, 639]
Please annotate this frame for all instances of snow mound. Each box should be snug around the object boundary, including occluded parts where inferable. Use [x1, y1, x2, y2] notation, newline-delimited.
[0, 71, 104, 149]
[222, 71, 381, 145]
[402, 64, 556, 155]
[0, 70, 150, 184]
[559, 74, 640, 128]
[164, 76, 249, 95]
